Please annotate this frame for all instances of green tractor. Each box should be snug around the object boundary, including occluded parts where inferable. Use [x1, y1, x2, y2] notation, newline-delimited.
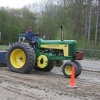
[6, 27, 84, 78]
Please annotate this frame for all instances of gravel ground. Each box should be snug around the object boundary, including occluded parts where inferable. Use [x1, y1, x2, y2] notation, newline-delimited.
[0, 59, 100, 100]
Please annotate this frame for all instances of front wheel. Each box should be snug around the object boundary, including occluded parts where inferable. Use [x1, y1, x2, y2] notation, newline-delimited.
[62, 61, 79, 78]
[74, 61, 82, 77]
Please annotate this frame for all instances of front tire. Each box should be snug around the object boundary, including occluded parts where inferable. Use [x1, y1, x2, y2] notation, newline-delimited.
[62, 61, 79, 78]
[6, 42, 36, 74]
[74, 61, 82, 77]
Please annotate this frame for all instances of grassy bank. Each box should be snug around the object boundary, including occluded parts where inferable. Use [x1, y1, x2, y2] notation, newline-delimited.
[0, 45, 9, 50]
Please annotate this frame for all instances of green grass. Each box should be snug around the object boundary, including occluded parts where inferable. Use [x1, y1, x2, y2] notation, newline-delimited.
[0, 45, 9, 50]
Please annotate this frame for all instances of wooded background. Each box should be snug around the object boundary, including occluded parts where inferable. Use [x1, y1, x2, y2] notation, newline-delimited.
[0, 0, 100, 50]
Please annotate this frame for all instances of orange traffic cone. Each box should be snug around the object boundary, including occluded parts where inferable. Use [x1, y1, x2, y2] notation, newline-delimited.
[69, 66, 77, 88]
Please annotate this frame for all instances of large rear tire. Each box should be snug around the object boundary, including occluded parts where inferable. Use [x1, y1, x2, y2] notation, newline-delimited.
[6, 42, 36, 74]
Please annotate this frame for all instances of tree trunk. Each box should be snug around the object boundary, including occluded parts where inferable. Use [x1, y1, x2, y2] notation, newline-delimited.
[85, 0, 89, 41]
[84, 0, 89, 49]
[94, 0, 100, 49]
[88, 0, 92, 45]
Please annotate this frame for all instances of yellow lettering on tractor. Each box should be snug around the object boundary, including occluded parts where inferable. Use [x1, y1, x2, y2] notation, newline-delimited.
[40, 45, 69, 56]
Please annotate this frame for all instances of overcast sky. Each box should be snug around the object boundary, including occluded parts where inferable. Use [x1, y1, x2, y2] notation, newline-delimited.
[0, 0, 42, 8]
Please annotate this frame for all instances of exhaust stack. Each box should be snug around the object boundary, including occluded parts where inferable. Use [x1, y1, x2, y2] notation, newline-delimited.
[61, 26, 64, 41]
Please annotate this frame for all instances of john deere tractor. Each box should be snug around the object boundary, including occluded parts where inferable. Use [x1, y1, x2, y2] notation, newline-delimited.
[6, 27, 84, 78]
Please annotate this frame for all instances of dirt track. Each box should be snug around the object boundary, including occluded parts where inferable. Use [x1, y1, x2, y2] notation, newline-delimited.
[0, 59, 100, 100]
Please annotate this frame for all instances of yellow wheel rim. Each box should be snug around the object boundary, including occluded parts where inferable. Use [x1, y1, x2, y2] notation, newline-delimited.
[10, 49, 26, 68]
[37, 55, 48, 68]
[65, 66, 72, 75]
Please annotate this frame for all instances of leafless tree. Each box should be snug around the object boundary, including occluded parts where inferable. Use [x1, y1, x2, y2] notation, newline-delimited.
[88, 0, 92, 44]
[94, 0, 100, 49]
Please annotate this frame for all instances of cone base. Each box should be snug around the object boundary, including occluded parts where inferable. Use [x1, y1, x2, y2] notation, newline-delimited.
[68, 85, 77, 88]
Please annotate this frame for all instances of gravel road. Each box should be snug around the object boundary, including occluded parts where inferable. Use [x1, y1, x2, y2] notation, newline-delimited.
[0, 59, 100, 100]
[81, 59, 100, 71]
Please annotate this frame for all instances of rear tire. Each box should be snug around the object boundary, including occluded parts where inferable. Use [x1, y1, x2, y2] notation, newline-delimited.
[6, 42, 36, 74]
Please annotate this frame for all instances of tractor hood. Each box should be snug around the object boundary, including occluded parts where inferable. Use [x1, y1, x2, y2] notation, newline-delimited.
[38, 39, 77, 45]
[38, 39, 77, 57]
